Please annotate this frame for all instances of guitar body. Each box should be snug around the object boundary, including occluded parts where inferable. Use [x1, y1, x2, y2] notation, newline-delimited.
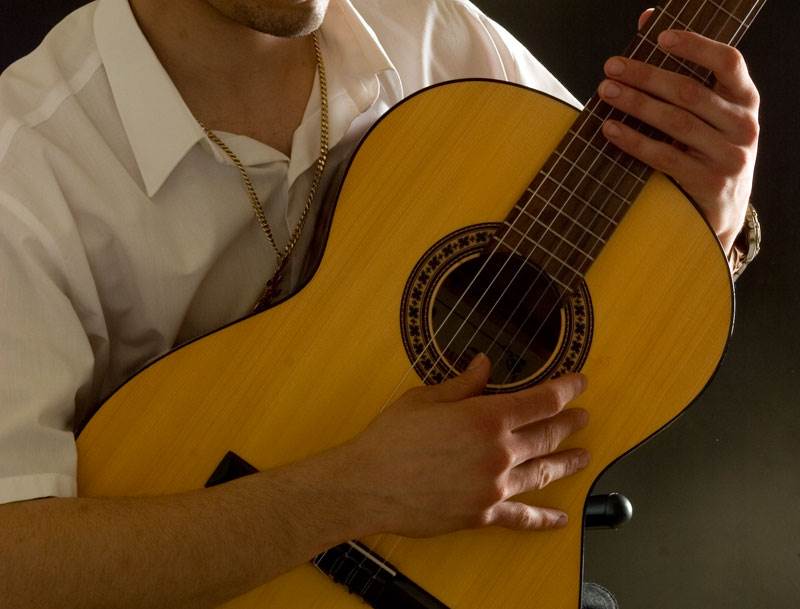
[77, 80, 733, 608]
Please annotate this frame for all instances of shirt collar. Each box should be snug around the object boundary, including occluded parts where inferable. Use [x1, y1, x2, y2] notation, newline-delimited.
[93, 0, 400, 198]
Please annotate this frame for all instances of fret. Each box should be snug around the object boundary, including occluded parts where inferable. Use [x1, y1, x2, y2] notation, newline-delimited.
[651, 1, 724, 39]
[500, 222, 586, 277]
[741, 0, 768, 28]
[518, 193, 609, 244]
[580, 103, 665, 148]
[652, 6, 700, 32]
[565, 126, 646, 190]
[571, 108, 652, 173]
[544, 173, 626, 220]
[514, 214, 604, 270]
[502, 219, 595, 262]
[540, 174, 623, 225]
[559, 135, 632, 189]
[521, 183, 609, 242]
[536, 268, 574, 295]
[704, 0, 746, 26]
[651, 0, 759, 45]
[546, 153, 628, 217]
[713, 5, 751, 45]
[511, 213, 592, 270]
[525, 174, 618, 243]
[564, 127, 648, 217]
[565, 128, 647, 185]
[498, 0, 765, 286]
[729, 1, 766, 46]
[493, 230, 581, 293]
[633, 33, 711, 82]
[543, 123, 647, 213]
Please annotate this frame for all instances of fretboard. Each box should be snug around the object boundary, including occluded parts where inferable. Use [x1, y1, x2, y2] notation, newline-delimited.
[496, 0, 767, 293]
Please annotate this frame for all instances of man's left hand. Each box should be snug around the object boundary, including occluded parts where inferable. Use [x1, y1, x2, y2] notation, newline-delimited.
[598, 11, 760, 254]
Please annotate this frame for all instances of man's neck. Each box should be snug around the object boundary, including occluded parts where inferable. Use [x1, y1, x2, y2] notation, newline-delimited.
[129, 0, 318, 155]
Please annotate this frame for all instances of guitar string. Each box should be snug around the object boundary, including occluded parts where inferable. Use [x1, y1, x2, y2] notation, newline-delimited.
[388, 0, 763, 566]
[490, 0, 723, 385]
[372, 0, 703, 420]
[373, 0, 709, 564]
[482, 0, 723, 368]
[452, 0, 761, 386]
[376, 0, 761, 413]
[372, 0, 762, 570]
[382, 0, 717, 397]
[437, 0, 706, 385]
[486, 0, 753, 385]
[322, 0, 757, 571]
[494, 0, 759, 386]
[412, 0, 703, 389]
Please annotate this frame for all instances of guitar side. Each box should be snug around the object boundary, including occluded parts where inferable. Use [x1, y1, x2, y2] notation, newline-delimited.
[77, 80, 733, 609]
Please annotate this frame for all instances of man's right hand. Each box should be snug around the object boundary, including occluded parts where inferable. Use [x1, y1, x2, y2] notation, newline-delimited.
[337, 353, 591, 538]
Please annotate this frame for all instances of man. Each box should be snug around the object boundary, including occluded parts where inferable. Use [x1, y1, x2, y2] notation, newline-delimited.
[0, 0, 760, 607]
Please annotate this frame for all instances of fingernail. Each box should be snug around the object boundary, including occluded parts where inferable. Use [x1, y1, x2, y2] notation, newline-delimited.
[577, 373, 589, 392]
[600, 81, 622, 98]
[604, 121, 622, 138]
[578, 450, 591, 467]
[577, 409, 590, 427]
[556, 514, 568, 527]
[467, 353, 485, 371]
[659, 30, 679, 48]
[605, 58, 625, 76]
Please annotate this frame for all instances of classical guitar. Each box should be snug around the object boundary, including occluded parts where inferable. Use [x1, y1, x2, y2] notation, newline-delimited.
[77, 1, 766, 607]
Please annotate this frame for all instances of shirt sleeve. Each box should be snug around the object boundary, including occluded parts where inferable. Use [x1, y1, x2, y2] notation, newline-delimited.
[442, 0, 582, 108]
[0, 191, 97, 504]
[464, 6, 583, 109]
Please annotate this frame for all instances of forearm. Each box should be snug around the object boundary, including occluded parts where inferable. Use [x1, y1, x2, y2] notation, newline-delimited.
[0, 447, 366, 609]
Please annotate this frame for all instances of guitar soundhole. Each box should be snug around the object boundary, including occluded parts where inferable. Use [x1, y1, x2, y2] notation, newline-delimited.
[400, 223, 593, 392]
[431, 252, 562, 386]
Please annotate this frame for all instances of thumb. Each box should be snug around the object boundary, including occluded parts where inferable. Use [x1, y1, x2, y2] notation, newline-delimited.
[425, 353, 491, 402]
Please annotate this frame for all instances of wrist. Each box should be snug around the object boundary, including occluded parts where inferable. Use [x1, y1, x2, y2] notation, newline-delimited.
[261, 443, 381, 560]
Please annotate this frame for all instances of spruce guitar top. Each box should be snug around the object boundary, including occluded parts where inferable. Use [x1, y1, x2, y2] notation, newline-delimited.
[77, 1, 766, 607]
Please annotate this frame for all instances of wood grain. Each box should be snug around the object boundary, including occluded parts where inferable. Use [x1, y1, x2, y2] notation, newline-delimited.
[77, 80, 733, 609]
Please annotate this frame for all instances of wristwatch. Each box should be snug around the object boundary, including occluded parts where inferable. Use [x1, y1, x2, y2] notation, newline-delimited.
[728, 203, 761, 281]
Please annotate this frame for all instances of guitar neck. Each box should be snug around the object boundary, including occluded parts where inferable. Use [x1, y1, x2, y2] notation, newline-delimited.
[498, 0, 767, 294]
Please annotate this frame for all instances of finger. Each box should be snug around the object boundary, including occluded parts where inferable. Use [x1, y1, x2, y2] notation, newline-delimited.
[487, 501, 568, 531]
[638, 8, 655, 32]
[602, 118, 707, 188]
[506, 448, 590, 496]
[496, 373, 588, 430]
[510, 408, 589, 464]
[597, 78, 729, 157]
[657, 30, 759, 107]
[601, 56, 753, 143]
[424, 352, 491, 402]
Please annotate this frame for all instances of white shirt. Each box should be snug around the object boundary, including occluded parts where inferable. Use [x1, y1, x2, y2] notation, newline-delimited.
[0, 0, 578, 504]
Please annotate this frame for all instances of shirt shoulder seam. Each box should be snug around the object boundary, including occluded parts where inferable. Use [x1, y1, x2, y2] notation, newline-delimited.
[0, 50, 103, 167]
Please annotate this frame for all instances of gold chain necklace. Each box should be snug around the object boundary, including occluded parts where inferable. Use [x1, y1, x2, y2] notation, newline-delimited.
[199, 30, 329, 312]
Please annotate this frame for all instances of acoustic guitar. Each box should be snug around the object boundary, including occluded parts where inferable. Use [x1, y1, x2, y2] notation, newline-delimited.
[77, 0, 766, 607]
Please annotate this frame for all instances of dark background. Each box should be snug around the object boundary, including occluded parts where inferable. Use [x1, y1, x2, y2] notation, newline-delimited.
[2, 1, 797, 608]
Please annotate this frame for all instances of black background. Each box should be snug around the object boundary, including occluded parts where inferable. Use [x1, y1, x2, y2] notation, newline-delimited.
[2, 1, 798, 607]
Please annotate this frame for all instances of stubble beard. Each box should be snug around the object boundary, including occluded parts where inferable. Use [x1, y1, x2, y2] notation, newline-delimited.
[205, 0, 330, 37]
